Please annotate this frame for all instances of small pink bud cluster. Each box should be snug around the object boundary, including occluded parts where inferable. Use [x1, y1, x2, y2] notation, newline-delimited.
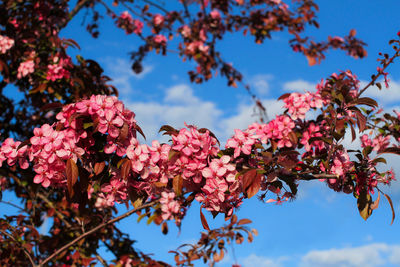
[117, 11, 144, 35]
[153, 14, 165, 26]
[17, 60, 35, 79]
[0, 35, 14, 54]
[153, 34, 167, 45]
[46, 56, 72, 81]
[283, 91, 323, 120]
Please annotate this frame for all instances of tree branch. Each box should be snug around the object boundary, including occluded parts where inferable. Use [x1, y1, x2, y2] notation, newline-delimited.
[38, 200, 157, 266]
[59, 0, 93, 29]
[0, 229, 37, 267]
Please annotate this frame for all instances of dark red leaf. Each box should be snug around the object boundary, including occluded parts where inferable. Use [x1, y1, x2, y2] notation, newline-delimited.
[200, 207, 210, 231]
[94, 161, 106, 175]
[66, 159, 79, 198]
[384, 193, 395, 225]
[173, 175, 183, 196]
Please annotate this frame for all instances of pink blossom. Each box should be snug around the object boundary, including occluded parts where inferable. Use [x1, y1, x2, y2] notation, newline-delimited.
[0, 35, 14, 54]
[154, 34, 167, 45]
[17, 60, 35, 79]
[153, 14, 164, 26]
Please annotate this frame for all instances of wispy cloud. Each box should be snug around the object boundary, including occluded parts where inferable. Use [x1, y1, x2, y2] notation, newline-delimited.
[102, 57, 154, 94]
[300, 243, 400, 267]
[283, 79, 316, 92]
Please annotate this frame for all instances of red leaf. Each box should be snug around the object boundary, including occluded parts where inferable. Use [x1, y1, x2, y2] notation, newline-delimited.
[384, 193, 395, 225]
[355, 97, 378, 107]
[277, 93, 291, 101]
[94, 162, 105, 175]
[200, 207, 210, 231]
[354, 109, 366, 132]
[242, 169, 262, 199]
[237, 218, 252, 226]
[173, 175, 183, 196]
[371, 191, 380, 210]
[120, 159, 131, 180]
[66, 159, 79, 198]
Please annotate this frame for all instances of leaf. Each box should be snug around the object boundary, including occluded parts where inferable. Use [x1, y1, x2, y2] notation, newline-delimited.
[40, 102, 63, 112]
[173, 175, 183, 196]
[371, 191, 380, 210]
[135, 124, 146, 139]
[200, 207, 210, 231]
[29, 84, 47, 94]
[380, 147, 400, 155]
[66, 159, 79, 198]
[161, 222, 168, 235]
[94, 161, 105, 175]
[120, 159, 131, 180]
[354, 109, 367, 132]
[306, 55, 317, 66]
[383, 193, 395, 225]
[350, 124, 356, 142]
[357, 190, 372, 221]
[277, 93, 291, 101]
[242, 169, 262, 199]
[355, 97, 378, 107]
[237, 218, 252, 226]
[288, 131, 298, 145]
[118, 123, 129, 142]
[159, 125, 178, 136]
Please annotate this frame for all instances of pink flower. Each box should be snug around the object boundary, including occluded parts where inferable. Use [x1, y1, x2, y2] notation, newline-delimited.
[226, 129, 255, 158]
[0, 35, 14, 54]
[17, 60, 35, 79]
[154, 34, 167, 45]
[153, 14, 164, 26]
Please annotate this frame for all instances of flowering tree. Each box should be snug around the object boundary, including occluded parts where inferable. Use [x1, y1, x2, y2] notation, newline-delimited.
[0, 0, 398, 266]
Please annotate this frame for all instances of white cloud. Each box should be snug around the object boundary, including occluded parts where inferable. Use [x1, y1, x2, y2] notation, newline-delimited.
[125, 84, 222, 142]
[283, 79, 316, 92]
[102, 57, 154, 94]
[363, 79, 400, 105]
[250, 74, 274, 96]
[301, 243, 400, 267]
[241, 254, 288, 267]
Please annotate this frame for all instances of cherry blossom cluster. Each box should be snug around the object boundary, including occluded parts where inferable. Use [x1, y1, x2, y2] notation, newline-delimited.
[46, 55, 72, 81]
[0, 35, 14, 54]
[29, 124, 84, 187]
[197, 155, 241, 215]
[0, 138, 29, 169]
[283, 91, 323, 120]
[17, 60, 35, 79]
[361, 134, 390, 152]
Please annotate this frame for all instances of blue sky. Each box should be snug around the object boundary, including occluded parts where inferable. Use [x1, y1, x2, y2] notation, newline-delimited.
[63, 1, 400, 266]
[3, 1, 400, 266]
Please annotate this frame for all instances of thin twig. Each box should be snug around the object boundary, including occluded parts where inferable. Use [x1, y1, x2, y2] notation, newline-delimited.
[95, 252, 108, 267]
[36, 192, 72, 228]
[60, 0, 93, 29]
[38, 200, 157, 266]
[0, 200, 26, 212]
[0, 229, 37, 267]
